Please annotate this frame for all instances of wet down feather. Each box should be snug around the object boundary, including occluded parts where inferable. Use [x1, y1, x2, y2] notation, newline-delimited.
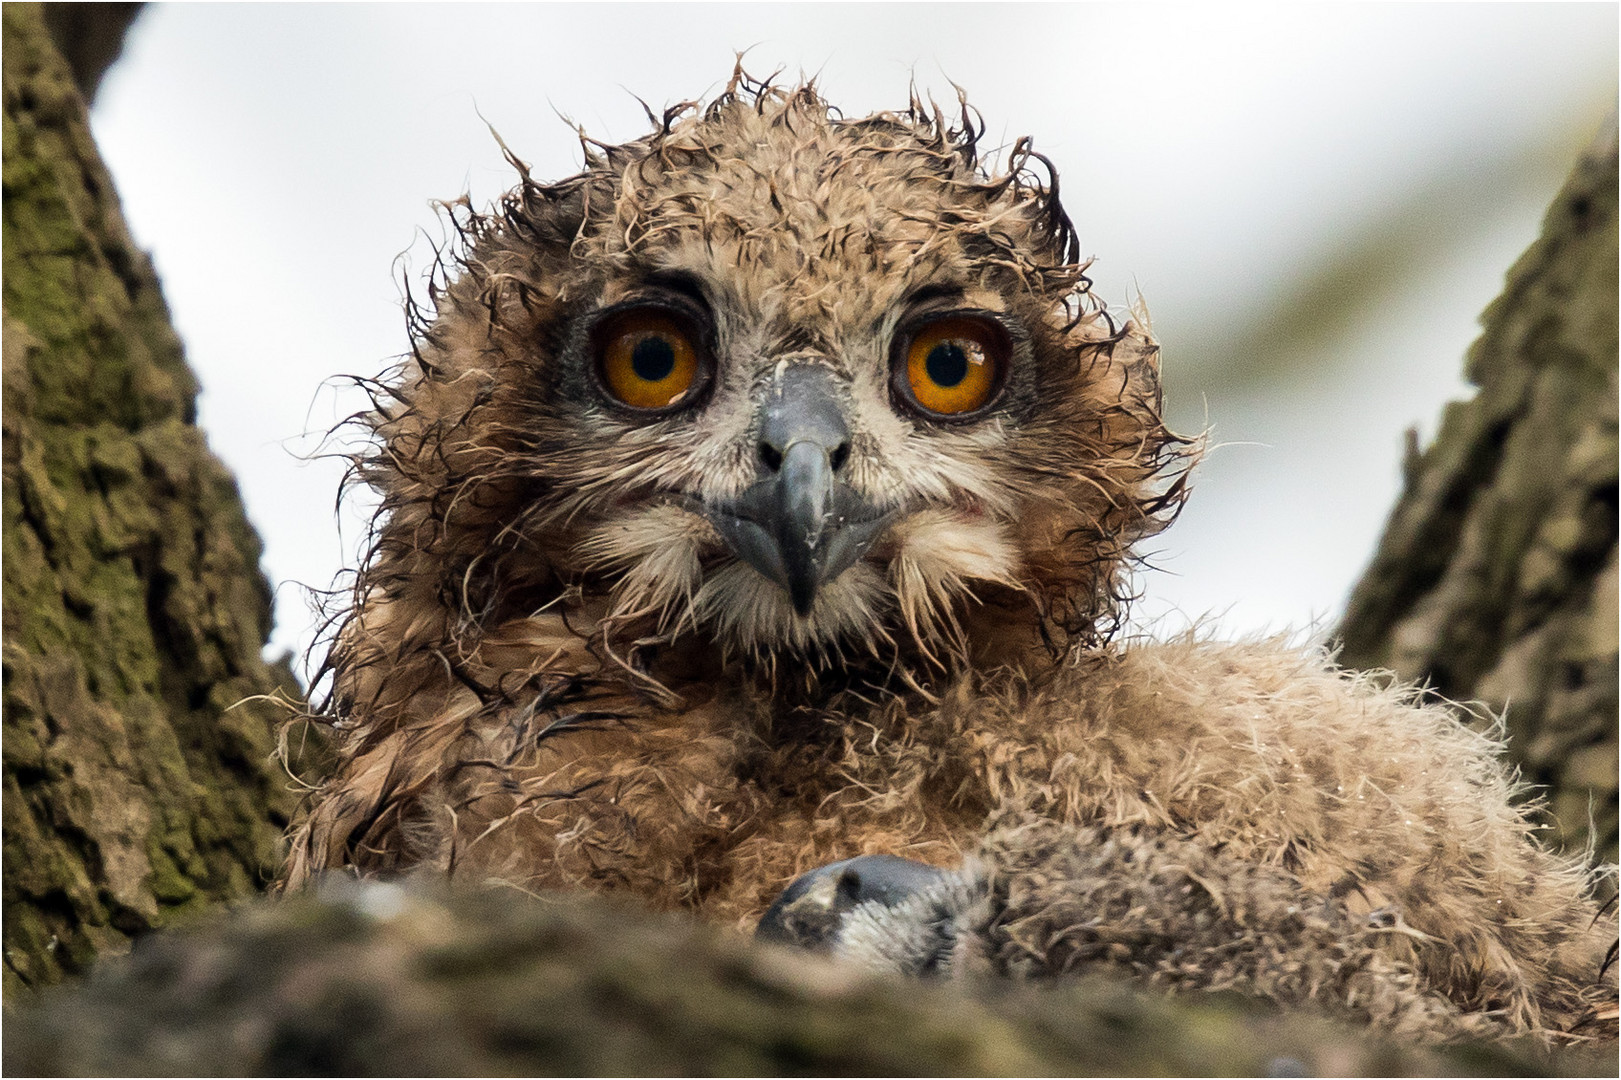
[282, 71, 1616, 1044]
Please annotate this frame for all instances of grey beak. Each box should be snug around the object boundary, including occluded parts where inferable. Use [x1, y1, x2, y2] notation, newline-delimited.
[707, 365, 890, 616]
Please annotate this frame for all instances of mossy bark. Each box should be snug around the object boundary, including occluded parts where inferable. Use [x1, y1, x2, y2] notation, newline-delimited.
[2, 2, 302, 1000]
[1337, 126, 1619, 862]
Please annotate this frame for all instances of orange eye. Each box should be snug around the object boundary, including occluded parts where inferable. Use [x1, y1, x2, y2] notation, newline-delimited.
[596, 309, 703, 411]
[898, 316, 1007, 418]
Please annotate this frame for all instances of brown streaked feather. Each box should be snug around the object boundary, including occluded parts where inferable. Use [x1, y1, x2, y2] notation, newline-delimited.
[281, 74, 1614, 1044]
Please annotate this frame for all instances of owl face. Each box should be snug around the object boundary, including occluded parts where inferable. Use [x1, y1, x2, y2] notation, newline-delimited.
[372, 82, 1188, 674]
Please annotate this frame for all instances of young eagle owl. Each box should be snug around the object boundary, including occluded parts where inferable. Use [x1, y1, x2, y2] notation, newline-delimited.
[285, 76, 1614, 1041]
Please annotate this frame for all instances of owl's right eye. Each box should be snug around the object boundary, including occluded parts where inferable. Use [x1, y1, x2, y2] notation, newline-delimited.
[594, 307, 707, 412]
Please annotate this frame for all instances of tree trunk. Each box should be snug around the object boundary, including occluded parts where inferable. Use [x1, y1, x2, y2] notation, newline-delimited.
[1, 1, 305, 1000]
[1336, 125, 1619, 863]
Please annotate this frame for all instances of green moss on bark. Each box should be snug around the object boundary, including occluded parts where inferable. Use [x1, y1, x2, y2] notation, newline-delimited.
[2, 2, 305, 1000]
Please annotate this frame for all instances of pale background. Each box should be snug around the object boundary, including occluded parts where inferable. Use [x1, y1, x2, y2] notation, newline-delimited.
[89, 3, 1618, 680]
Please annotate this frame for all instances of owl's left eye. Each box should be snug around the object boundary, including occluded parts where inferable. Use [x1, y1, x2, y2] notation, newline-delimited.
[594, 307, 708, 412]
[892, 314, 1010, 420]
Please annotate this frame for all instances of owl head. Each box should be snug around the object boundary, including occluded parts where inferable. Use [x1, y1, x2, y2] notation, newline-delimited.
[341, 73, 1191, 694]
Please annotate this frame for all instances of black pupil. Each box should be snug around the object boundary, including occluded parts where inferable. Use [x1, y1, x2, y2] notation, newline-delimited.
[925, 342, 969, 387]
[632, 335, 677, 382]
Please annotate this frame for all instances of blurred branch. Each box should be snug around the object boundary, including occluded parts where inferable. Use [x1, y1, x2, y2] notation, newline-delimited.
[3, 884, 1601, 1077]
[1165, 129, 1598, 412]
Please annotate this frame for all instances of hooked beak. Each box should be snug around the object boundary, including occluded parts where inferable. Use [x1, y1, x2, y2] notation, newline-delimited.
[707, 365, 890, 615]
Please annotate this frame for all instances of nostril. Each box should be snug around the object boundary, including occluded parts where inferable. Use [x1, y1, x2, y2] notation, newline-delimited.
[758, 441, 784, 472]
[829, 442, 850, 472]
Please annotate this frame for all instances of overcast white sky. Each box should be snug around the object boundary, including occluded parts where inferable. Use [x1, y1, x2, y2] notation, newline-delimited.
[90, 3, 1618, 678]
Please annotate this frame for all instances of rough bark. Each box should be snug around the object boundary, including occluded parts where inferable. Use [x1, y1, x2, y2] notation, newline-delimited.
[1336, 125, 1619, 863]
[1, 1, 305, 1000]
[2, 883, 1604, 1078]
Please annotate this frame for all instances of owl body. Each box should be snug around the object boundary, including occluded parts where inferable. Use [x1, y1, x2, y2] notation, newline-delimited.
[288, 77, 1613, 1040]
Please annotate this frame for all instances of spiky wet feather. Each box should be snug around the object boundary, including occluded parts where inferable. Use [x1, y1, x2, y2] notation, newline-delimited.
[283, 74, 1613, 1044]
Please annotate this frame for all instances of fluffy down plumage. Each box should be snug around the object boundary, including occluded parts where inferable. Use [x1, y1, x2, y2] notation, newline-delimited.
[283, 72, 1615, 1043]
